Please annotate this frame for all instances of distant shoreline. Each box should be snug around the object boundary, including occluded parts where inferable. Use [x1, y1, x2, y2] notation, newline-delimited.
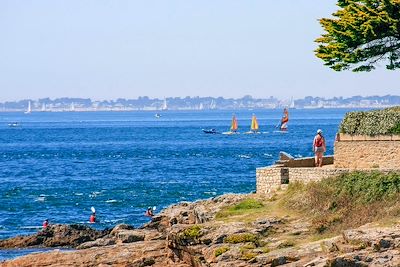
[0, 106, 398, 113]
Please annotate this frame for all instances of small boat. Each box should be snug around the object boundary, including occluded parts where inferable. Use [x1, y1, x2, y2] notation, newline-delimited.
[8, 122, 19, 127]
[245, 114, 260, 134]
[155, 113, 162, 118]
[223, 115, 239, 134]
[203, 128, 217, 134]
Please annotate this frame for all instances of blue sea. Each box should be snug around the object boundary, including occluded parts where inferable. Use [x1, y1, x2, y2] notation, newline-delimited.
[0, 109, 358, 259]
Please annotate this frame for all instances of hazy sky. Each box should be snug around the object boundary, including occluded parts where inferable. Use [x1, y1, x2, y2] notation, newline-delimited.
[0, 1, 398, 101]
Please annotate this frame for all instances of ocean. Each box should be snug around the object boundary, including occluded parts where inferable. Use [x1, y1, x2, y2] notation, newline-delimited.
[0, 109, 358, 259]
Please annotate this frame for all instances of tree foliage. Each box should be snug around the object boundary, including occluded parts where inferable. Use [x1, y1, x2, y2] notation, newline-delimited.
[339, 106, 400, 135]
[315, 0, 400, 71]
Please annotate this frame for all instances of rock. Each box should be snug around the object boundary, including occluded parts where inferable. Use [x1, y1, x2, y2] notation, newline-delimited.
[4, 193, 400, 267]
[2, 240, 174, 267]
[76, 237, 116, 249]
[0, 224, 110, 249]
[110, 224, 135, 236]
[116, 230, 145, 243]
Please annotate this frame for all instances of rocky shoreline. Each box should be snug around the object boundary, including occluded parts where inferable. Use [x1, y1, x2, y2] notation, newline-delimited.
[1, 193, 400, 266]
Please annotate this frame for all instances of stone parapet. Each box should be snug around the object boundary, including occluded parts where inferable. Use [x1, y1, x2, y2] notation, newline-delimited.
[338, 133, 400, 142]
[334, 134, 400, 169]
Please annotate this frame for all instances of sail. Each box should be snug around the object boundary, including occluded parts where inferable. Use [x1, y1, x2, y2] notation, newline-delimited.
[281, 109, 289, 124]
[230, 115, 238, 132]
[280, 108, 289, 129]
[162, 98, 168, 110]
[250, 115, 259, 131]
[25, 101, 32, 114]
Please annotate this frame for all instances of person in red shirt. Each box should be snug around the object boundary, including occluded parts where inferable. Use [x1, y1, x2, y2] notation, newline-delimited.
[42, 219, 49, 229]
[313, 129, 326, 167]
[89, 212, 96, 223]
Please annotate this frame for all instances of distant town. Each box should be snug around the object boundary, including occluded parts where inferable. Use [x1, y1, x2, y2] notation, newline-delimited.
[1, 95, 399, 112]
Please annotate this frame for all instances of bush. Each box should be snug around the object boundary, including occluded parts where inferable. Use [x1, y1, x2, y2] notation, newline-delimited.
[224, 233, 259, 244]
[214, 246, 230, 257]
[339, 106, 400, 135]
[181, 225, 202, 239]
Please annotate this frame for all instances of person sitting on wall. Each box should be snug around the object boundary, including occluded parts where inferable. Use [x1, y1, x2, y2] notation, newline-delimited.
[313, 129, 326, 167]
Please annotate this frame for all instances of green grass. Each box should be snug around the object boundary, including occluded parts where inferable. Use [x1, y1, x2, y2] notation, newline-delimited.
[214, 246, 230, 257]
[224, 233, 259, 244]
[181, 225, 202, 239]
[216, 199, 264, 219]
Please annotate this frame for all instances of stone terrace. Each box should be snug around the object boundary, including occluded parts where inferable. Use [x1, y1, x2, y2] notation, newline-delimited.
[256, 133, 400, 196]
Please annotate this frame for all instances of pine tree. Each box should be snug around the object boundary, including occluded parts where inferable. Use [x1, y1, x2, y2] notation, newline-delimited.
[315, 0, 400, 71]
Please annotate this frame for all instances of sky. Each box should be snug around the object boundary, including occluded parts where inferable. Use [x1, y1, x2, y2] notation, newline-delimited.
[0, 1, 398, 101]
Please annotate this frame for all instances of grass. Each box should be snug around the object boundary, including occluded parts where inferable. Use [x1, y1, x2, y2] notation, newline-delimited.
[181, 225, 202, 239]
[216, 199, 264, 219]
[277, 240, 295, 249]
[224, 233, 259, 244]
[280, 171, 400, 235]
[214, 246, 230, 257]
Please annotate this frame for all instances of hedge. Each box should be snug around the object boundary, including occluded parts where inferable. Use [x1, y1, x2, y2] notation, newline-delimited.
[339, 106, 400, 136]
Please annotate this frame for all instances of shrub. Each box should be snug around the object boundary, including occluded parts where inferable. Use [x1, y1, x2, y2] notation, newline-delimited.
[277, 240, 295, 249]
[339, 106, 400, 135]
[214, 246, 230, 257]
[181, 225, 202, 239]
[224, 233, 258, 244]
[240, 251, 257, 261]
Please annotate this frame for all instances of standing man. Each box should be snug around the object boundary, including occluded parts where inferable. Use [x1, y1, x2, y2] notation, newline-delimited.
[313, 129, 326, 167]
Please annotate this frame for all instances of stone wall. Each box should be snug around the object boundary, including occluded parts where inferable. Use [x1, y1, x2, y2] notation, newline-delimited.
[288, 168, 349, 183]
[256, 165, 400, 196]
[276, 152, 334, 168]
[256, 166, 287, 195]
[334, 134, 400, 169]
[256, 166, 348, 195]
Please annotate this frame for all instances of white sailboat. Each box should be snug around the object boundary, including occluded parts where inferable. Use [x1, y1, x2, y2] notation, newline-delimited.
[41, 103, 46, 112]
[290, 97, 295, 109]
[210, 99, 216, 110]
[24, 101, 32, 114]
[162, 98, 168, 110]
[70, 102, 75, 112]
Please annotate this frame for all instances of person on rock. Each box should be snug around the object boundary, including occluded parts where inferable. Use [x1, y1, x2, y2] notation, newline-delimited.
[145, 207, 154, 217]
[42, 219, 49, 229]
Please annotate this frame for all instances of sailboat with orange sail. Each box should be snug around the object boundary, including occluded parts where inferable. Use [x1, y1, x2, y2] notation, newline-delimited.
[245, 114, 260, 134]
[280, 108, 289, 130]
[223, 115, 239, 134]
[274, 108, 289, 133]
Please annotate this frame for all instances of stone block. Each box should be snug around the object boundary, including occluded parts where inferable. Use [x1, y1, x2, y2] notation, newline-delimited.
[392, 135, 400, 141]
[351, 135, 366, 141]
[338, 133, 353, 141]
